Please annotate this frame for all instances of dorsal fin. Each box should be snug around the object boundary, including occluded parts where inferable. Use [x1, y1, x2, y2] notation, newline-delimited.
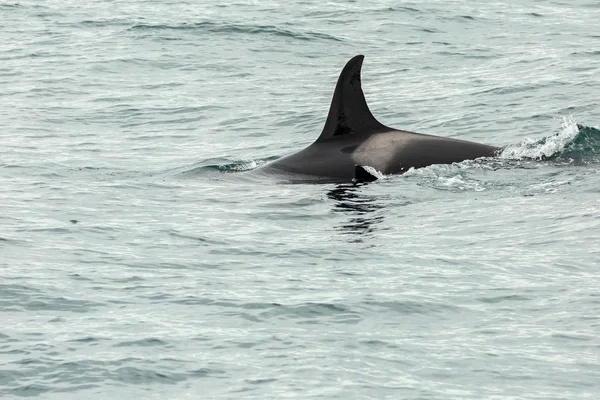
[316, 55, 388, 142]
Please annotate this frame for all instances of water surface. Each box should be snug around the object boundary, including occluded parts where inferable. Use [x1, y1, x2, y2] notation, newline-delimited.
[1, 1, 600, 399]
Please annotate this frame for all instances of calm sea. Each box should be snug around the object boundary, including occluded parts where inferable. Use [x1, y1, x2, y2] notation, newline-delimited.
[1, 1, 599, 399]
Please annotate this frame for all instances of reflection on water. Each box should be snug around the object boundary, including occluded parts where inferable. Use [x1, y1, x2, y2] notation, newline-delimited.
[327, 183, 384, 239]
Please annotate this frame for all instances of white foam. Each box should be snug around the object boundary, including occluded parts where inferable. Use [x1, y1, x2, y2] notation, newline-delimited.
[232, 160, 259, 171]
[499, 116, 580, 160]
[403, 164, 487, 191]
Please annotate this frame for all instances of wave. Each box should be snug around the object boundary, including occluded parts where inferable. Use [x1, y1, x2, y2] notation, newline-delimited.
[556, 124, 600, 161]
[177, 157, 278, 177]
[129, 21, 342, 42]
[500, 117, 600, 163]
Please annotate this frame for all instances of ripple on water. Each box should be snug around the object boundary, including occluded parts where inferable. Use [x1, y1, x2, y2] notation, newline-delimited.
[128, 21, 342, 42]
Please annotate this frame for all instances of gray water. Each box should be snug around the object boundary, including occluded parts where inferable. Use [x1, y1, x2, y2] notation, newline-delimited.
[1, 1, 600, 399]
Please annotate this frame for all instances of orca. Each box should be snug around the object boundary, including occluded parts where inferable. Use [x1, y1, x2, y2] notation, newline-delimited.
[258, 55, 500, 183]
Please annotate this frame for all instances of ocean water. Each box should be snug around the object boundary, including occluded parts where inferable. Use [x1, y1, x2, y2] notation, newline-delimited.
[1, 0, 600, 398]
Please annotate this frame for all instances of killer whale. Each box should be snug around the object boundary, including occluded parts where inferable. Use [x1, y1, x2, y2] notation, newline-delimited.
[259, 55, 500, 183]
